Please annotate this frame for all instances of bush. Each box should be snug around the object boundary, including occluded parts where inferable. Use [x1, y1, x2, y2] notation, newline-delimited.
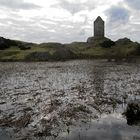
[100, 40, 115, 48]
[18, 44, 31, 50]
[116, 38, 132, 45]
[0, 37, 20, 50]
[51, 48, 76, 60]
[135, 45, 140, 55]
[0, 42, 9, 50]
[124, 101, 140, 125]
[25, 52, 52, 61]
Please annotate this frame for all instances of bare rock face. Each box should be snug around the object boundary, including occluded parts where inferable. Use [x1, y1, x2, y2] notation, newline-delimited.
[124, 101, 140, 125]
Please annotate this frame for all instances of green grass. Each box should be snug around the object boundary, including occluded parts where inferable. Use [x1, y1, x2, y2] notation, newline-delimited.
[67, 41, 110, 58]
[82, 47, 107, 57]
[110, 43, 138, 58]
[0, 38, 140, 61]
[67, 42, 87, 53]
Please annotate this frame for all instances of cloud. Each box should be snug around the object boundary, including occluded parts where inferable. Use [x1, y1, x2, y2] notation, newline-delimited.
[51, 0, 99, 15]
[106, 6, 130, 25]
[0, 0, 140, 43]
[52, 0, 122, 15]
[125, 0, 140, 10]
[105, 5, 134, 41]
[52, 0, 86, 15]
[0, 14, 89, 43]
[0, 0, 41, 10]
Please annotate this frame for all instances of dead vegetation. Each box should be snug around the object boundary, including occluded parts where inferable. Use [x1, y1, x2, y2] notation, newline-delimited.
[0, 60, 140, 139]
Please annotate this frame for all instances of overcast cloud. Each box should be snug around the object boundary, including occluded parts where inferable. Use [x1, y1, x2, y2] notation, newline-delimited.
[125, 0, 140, 10]
[0, 0, 41, 10]
[0, 0, 140, 43]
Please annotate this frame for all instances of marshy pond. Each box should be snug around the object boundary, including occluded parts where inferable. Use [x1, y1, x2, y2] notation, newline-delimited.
[0, 60, 140, 140]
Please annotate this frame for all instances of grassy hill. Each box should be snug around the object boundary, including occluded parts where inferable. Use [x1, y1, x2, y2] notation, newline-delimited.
[0, 36, 140, 61]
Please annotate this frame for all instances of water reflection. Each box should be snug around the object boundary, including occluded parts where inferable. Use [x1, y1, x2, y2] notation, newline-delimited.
[57, 114, 140, 140]
[0, 129, 13, 140]
[0, 60, 140, 140]
[93, 66, 105, 95]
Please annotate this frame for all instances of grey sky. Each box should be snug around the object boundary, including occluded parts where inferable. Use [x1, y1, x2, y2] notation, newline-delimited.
[0, 0, 41, 10]
[0, 0, 140, 43]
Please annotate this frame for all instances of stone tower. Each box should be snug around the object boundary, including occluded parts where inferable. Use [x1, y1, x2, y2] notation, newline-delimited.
[94, 16, 104, 38]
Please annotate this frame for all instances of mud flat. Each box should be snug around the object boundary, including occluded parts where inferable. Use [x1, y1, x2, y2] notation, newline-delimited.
[0, 60, 140, 140]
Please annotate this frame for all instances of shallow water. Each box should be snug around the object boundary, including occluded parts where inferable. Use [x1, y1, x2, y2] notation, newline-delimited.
[0, 60, 140, 139]
[57, 114, 140, 140]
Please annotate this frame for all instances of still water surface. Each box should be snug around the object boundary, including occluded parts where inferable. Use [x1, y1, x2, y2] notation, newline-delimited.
[0, 60, 140, 140]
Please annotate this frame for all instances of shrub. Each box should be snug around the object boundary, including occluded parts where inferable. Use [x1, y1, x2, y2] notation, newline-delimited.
[25, 52, 52, 61]
[0, 37, 20, 50]
[135, 45, 140, 55]
[18, 44, 31, 50]
[100, 40, 115, 48]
